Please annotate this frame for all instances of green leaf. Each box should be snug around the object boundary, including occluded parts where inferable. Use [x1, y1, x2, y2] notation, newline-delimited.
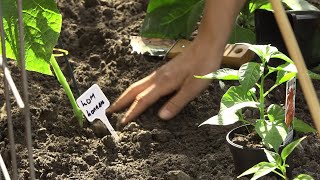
[220, 86, 256, 110]
[293, 174, 314, 180]
[293, 118, 317, 133]
[308, 70, 320, 80]
[282, 0, 319, 11]
[241, 44, 279, 63]
[281, 136, 306, 161]
[249, 0, 272, 13]
[271, 52, 295, 64]
[255, 120, 288, 152]
[264, 149, 281, 164]
[140, 0, 204, 39]
[267, 104, 285, 122]
[2, 0, 62, 75]
[237, 162, 261, 178]
[200, 86, 258, 126]
[199, 111, 239, 126]
[251, 162, 277, 180]
[275, 63, 298, 73]
[194, 68, 239, 80]
[239, 62, 262, 92]
[229, 24, 256, 44]
[200, 101, 259, 126]
[276, 70, 297, 85]
[237, 162, 277, 179]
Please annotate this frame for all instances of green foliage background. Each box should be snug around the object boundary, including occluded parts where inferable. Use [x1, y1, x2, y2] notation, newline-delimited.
[140, 0, 319, 44]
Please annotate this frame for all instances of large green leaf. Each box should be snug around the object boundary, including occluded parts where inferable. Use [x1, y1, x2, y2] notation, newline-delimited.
[194, 68, 239, 80]
[282, 0, 319, 11]
[251, 162, 277, 180]
[281, 136, 306, 160]
[200, 101, 258, 126]
[220, 86, 256, 110]
[267, 104, 285, 122]
[229, 24, 256, 44]
[2, 0, 62, 75]
[239, 62, 262, 92]
[199, 111, 239, 126]
[140, 0, 204, 39]
[237, 162, 277, 180]
[200, 86, 258, 126]
[255, 120, 288, 152]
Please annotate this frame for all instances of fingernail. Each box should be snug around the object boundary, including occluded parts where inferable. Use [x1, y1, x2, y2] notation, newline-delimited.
[107, 105, 114, 113]
[116, 120, 125, 130]
[158, 108, 173, 120]
[106, 108, 112, 114]
[120, 115, 127, 125]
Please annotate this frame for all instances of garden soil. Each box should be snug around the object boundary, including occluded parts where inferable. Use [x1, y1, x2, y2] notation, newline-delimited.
[1, 0, 320, 179]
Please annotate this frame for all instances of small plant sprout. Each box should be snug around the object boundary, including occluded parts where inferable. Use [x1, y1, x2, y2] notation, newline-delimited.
[196, 44, 316, 153]
[237, 136, 314, 180]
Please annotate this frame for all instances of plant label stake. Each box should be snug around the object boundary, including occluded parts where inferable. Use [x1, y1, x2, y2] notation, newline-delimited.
[76, 84, 119, 142]
[284, 77, 296, 145]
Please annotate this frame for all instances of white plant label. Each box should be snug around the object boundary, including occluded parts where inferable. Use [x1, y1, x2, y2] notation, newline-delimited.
[76, 84, 119, 142]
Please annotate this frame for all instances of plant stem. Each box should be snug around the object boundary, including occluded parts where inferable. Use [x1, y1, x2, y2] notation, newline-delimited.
[50, 56, 83, 126]
[264, 84, 278, 97]
[239, 113, 253, 125]
[259, 73, 265, 120]
[272, 170, 287, 180]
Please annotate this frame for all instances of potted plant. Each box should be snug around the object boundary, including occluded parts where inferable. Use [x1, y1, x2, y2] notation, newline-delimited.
[196, 44, 316, 177]
[237, 136, 314, 180]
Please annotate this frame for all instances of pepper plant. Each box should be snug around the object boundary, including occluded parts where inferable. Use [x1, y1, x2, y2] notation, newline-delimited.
[1, 0, 83, 125]
[238, 137, 313, 180]
[197, 44, 316, 153]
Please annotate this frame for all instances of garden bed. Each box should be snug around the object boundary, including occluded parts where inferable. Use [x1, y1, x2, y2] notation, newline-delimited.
[0, 0, 320, 179]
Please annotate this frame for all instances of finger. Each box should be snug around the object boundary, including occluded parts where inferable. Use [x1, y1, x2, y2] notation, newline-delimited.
[107, 74, 155, 113]
[120, 85, 162, 125]
[158, 78, 211, 120]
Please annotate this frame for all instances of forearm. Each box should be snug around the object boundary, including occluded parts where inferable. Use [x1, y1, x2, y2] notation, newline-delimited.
[195, 0, 246, 60]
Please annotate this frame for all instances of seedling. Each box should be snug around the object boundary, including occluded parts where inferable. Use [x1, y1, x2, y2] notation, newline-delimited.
[76, 84, 119, 142]
[238, 137, 313, 180]
[197, 44, 316, 152]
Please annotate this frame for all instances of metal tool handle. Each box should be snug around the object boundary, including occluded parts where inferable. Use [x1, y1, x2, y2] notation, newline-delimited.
[167, 40, 254, 68]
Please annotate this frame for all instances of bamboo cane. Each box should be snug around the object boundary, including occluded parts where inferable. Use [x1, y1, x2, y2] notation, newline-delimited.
[269, 0, 320, 134]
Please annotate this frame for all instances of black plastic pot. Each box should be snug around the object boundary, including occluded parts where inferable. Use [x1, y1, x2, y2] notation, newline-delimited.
[226, 125, 293, 178]
[255, 9, 320, 68]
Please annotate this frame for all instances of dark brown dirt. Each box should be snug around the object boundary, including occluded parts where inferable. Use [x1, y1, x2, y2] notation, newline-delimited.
[0, 0, 320, 179]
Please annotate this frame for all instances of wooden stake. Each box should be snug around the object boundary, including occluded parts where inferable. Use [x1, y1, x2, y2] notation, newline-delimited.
[269, 0, 320, 134]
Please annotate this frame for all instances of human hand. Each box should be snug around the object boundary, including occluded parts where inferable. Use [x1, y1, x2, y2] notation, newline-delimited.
[107, 39, 223, 125]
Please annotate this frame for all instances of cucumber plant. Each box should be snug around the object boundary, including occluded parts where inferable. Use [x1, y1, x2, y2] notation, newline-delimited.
[1, 0, 83, 125]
